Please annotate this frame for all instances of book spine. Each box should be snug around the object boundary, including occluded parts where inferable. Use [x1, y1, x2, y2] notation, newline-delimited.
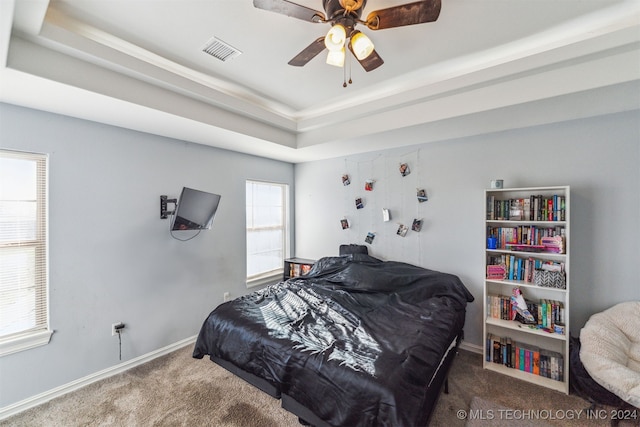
[486, 333, 492, 362]
[487, 196, 495, 220]
[502, 337, 507, 365]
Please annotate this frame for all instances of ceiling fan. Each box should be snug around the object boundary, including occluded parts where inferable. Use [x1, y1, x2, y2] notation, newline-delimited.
[253, 0, 441, 72]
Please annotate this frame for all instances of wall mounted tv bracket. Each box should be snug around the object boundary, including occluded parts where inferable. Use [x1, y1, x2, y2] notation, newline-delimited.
[160, 195, 177, 219]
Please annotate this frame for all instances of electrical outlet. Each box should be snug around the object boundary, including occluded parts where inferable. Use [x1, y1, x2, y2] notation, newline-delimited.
[111, 322, 124, 336]
[223, 292, 231, 302]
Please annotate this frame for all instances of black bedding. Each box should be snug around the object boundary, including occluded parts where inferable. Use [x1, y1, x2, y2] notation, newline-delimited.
[193, 254, 474, 426]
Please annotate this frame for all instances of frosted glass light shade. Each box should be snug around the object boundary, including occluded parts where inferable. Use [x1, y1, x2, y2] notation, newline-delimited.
[324, 25, 346, 51]
[326, 48, 345, 67]
[350, 31, 374, 60]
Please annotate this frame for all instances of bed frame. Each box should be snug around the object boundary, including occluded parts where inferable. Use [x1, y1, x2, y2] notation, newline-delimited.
[209, 332, 464, 426]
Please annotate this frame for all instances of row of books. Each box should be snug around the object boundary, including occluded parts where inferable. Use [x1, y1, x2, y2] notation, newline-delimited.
[486, 333, 565, 381]
[288, 263, 312, 277]
[487, 195, 566, 221]
[487, 294, 566, 333]
[487, 225, 565, 251]
[486, 254, 565, 283]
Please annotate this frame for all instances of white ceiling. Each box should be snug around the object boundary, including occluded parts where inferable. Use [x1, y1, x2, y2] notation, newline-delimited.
[1, 0, 639, 162]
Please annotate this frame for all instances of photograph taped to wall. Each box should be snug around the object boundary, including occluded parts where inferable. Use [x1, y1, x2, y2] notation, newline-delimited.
[342, 174, 350, 186]
[365, 232, 375, 244]
[412, 219, 423, 232]
[417, 189, 428, 203]
[341, 218, 350, 229]
[399, 163, 410, 177]
[365, 179, 374, 191]
[355, 198, 364, 209]
[397, 224, 408, 237]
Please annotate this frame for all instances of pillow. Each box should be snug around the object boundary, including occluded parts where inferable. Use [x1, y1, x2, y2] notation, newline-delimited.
[339, 244, 368, 256]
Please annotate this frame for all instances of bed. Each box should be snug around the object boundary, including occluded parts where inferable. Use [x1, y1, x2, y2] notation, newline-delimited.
[193, 253, 474, 426]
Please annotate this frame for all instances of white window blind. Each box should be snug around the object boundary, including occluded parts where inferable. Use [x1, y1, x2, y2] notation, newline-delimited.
[0, 149, 51, 356]
[246, 180, 289, 286]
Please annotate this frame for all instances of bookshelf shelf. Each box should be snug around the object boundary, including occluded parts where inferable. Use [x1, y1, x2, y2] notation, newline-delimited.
[485, 318, 567, 341]
[483, 186, 570, 394]
[486, 220, 567, 226]
[485, 279, 567, 293]
[485, 363, 567, 394]
[487, 249, 567, 260]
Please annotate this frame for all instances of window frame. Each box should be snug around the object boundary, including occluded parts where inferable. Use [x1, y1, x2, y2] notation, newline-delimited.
[245, 180, 290, 288]
[0, 149, 52, 357]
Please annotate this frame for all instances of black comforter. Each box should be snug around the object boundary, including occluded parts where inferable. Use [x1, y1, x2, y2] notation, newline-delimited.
[193, 254, 474, 426]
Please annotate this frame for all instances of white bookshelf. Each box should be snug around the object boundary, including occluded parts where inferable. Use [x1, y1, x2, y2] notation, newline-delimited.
[483, 186, 570, 394]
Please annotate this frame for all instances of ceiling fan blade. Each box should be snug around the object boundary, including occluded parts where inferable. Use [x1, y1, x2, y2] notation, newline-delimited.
[253, 0, 326, 23]
[365, 0, 441, 30]
[288, 37, 326, 66]
[348, 46, 384, 72]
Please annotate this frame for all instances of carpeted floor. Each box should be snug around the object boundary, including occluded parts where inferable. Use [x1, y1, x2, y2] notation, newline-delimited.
[431, 350, 638, 427]
[464, 396, 552, 427]
[1, 346, 299, 427]
[1, 345, 638, 426]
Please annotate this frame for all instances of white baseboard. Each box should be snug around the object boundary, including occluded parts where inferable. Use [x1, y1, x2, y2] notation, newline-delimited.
[459, 340, 483, 354]
[0, 335, 197, 421]
[1, 335, 482, 421]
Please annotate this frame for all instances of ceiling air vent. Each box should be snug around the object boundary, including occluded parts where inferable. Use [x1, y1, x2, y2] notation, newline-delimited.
[202, 37, 242, 62]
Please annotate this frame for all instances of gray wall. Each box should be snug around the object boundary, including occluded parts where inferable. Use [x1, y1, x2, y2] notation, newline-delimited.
[294, 110, 640, 350]
[0, 103, 294, 408]
[1, 101, 638, 409]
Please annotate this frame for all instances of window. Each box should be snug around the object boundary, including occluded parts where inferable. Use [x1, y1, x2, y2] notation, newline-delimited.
[0, 150, 51, 356]
[246, 180, 289, 287]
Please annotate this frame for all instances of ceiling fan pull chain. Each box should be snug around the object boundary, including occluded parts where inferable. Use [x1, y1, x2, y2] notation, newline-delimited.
[343, 55, 348, 87]
[349, 58, 353, 85]
[342, 50, 353, 87]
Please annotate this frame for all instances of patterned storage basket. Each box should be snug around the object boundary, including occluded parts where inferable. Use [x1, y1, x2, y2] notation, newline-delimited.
[534, 270, 566, 289]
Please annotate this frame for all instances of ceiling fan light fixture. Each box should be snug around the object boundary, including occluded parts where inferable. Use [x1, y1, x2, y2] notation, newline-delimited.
[324, 24, 346, 51]
[350, 30, 374, 60]
[326, 47, 346, 67]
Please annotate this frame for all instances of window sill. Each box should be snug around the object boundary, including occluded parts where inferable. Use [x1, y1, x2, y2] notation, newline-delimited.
[246, 272, 282, 289]
[0, 329, 53, 357]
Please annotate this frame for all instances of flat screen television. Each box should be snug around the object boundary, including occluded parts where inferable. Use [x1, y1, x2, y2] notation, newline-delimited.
[172, 187, 221, 231]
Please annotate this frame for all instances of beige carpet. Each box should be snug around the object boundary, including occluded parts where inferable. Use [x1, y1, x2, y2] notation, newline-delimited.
[1, 346, 299, 427]
[465, 396, 552, 427]
[2, 345, 638, 426]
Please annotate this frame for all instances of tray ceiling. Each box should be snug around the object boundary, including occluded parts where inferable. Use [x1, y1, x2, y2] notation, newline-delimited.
[1, 0, 639, 162]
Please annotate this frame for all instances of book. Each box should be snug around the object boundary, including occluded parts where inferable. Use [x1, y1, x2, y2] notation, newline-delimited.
[493, 336, 501, 364]
[532, 348, 540, 375]
[510, 199, 523, 220]
[506, 337, 513, 367]
[300, 264, 312, 275]
[486, 264, 506, 280]
[486, 333, 493, 362]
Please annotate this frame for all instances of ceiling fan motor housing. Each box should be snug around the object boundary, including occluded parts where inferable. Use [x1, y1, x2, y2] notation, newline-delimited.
[324, 0, 365, 37]
[324, 0, 365, 20]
